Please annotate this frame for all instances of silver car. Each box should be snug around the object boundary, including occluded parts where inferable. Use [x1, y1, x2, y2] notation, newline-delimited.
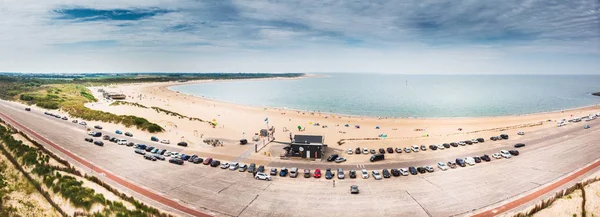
[337, 168, 345, 179]
[290, 167, 298, 178]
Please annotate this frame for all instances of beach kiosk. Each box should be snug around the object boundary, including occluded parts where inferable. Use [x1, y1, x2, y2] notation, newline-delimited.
[288, 135, 326, 159]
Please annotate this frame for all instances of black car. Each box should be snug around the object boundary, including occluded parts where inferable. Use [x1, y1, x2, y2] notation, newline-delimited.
[169, 158, 184, 165]
[474, 156, 482, 163]
[509, 150, 520, 156]
[349, 170, 356, 179]
[490, 136, 498, 141]
[477, 138, 485, 143]
[500, 134, 509, 140]
[257, 165, 265, 173]
[408, 166, 418, 175]
[94, 125, 103, 129]
[378, 148, 385, 154]
[189, 155, 198, 162]
[180, 154, 191, 161]
[514, 143, 525, 148]
[177, 141, 188, 147]
[325, 168, 334, 179]
[327, 154, 339, 162]
[429, 145, 438, 150]
[84, 138, 93, 142]
[125, 132, 133, 137]
[417, 167, 427, 174]
[145, 146, 154, 152]
[109, 137, 118, 143]
[93, 141, 104, 146]
[355, 147, 361, 154]
[382, 169, 391, 178]
[443, 143, 451, 148]
[127, 142, 135, 147]
[481, 155, 491, 162]
[391, 169, 400, 177]
[386, 147, 394, 153]
[25, 108, 31, 111]
[248, 163, 256, 173]
[450, 142, 458, 147]
[456, 158, 466, 167]
[210, 160, 221, 167]
[465, 140, 473, 145]
[192, 157, 203, 164]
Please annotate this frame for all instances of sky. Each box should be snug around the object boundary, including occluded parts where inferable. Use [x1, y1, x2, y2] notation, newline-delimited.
[0, 0, 599, 74]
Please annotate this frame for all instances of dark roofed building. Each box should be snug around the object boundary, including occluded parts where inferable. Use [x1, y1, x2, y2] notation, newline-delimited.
[289, 135, 326, 159]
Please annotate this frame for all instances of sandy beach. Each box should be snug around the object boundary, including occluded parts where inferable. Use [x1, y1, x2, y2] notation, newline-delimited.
[82, 77, 600, 163]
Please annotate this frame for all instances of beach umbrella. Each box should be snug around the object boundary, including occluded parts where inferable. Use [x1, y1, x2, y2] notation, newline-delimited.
[375, 126, 380, 129]
[297, 125, 302, 131]
[309, 122, 313, 124]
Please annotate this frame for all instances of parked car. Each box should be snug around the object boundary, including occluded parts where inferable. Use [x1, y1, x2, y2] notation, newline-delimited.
[517, 131, 525, 135]
[437, 144, 445, 150]
[408, 166, 418, 175]
[437, 162, 448, 171]
[151, 136, 159, 142]
[337, 168, 345, 179]
[361, 169, 369, 179]
[229, 162, 239, 170]
[210, 160, 220, 167]
[102, 135, 110, 140]
[177, 141, 188, 147]
[443, 143, 451, 148]
[447, 161, 457, 169]
[61, 116, 68, 120]
[372, 170, 382, 180]
[399, 168, 409, 176]
[134, 149, 146, 155]
[303, 169, 311, 178]
[127, 142, 135, 147]
[335, 157, 347, 163]
[84, 138, 93, 142]
[255, 173, 271, 181]
[477, 138, 485, 143]
[144, 154, 157, 161]
[514, 143, 526, 148]
[382, 169, 391, 178]
[420, 145, 427, 151]
[94, 125, 102, 129]
[117, 139, 128, 145]
[465, 140, 473, 145]
[417, 167, 427, 174]
[257, 165, 265, 173]
[391, 168, 400, 177]
[370, 149, 376, 154]
[347, 148, 353, 154]
[93, 141, 104, 146]
[411, 145, 419, 152]
[327, 154, 339, 162]
[355, 147, 361, 154]
[452, 142, 460, 147]
[386, 147, 394, 153]
[490, 136, 499, 141]
[500, 134, 509, 140]
[378, 148, 386, 154]
[72, 120, 78, 123]
[220, 162, 230, 169]
[136, 144, 147, 150]
[125, 132, 133, 137]
[464, 157, 475, 166]
[456, 158, 466, 167]
[429, 145, 438, 150]
[492, 153, 502, 159]
[509, 150, 520, 156]
[248, 163, 256, 173]
[115, 130, 122, 134]
[362, 148, 369, 154]
[325, 168, 334, 179]
[395, 147, 403, 153]
[471, 139, 479, 144]
[425, 166, 434, 172]
[153, 154, 165, 161]
[474, 156, 482, 163]
[314, 169, 321, 178]
[160, 140, 170, 144]
[481, 154, 491, 162]
[203, 158, 213, 165]
[289, 167, 298, 178]
[500, 150, 512, 158]
[349, 170, 357, 179]
[169, 158, 184, 165]
[350, 185, 359, 194]
[279, 168, 289, 177]
[25, 108, 31, 111]
[270, 168, 278, 175]
[79, 121, 87, 126]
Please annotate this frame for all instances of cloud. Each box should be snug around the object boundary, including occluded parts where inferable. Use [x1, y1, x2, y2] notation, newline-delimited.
[0, 0, 598, 73]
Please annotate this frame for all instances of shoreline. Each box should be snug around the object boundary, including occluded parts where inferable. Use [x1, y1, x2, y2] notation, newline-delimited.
[164, 77, 600, 121]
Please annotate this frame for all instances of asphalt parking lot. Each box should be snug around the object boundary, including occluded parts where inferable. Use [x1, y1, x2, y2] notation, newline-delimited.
[2, 100, 600, 217]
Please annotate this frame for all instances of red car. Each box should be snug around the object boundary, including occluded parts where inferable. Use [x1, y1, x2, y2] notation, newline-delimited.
[313, 169, 321, 178]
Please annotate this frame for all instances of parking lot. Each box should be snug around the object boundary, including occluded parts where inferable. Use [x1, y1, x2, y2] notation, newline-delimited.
[3, 100, 600, 216]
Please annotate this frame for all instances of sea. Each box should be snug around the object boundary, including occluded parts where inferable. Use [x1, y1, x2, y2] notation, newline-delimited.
[169, 74, 600, 118]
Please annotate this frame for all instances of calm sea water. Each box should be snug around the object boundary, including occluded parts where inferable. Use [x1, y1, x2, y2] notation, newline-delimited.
[169, 74, 600, 117]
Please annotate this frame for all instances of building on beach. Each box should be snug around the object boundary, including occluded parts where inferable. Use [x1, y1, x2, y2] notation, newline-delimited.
[288, 135, 326, 159]
[103, 92, 126, 100]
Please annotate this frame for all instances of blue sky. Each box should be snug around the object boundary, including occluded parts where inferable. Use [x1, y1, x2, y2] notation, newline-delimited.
[0, 0, 598, 74]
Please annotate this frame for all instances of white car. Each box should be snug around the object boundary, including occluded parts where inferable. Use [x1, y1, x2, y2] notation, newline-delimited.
[471, 139, 479, 144]
[458, 141, 466, 146]
[425, 166, 434, 172]
[411, 145, 420, 152]
[164, 151, 172, 157]
[517, 131, 525, 135]
[87, 131, 95, 136]
[361, 169, 369, 179]
[399, 168, 409, 176]
[160, 139, 170, 144]
[464, 157, 475, 166]
[492, 153, 502, 159]
[220, 162, 230, 169]
[437, 162, 449, 171]
[557, 122, 566, 127]
[347, 148, 353, 154]
[372, 170, 382, 180]
[79, 121, 87, 125]
[335, 157, 347, 163]
[170, 152, 179, 158]
[437, 144, 445, 150]
[255, 173, 271, 181]
[229, 162, 239, 170]
[500, 150, 512, 158]
[117, 139, 128, 145]
[362, 148, 369, 154]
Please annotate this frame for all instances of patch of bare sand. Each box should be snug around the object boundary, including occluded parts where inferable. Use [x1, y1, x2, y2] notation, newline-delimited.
[585, 180, 600, 217]
[533, 189, 583, 217]
[0, 153, 60, 217]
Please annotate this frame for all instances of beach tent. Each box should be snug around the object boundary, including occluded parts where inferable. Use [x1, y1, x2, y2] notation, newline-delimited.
[345, 124, 349, 127]
[355, 125, 360, 129]
[375, 126, 380, 129]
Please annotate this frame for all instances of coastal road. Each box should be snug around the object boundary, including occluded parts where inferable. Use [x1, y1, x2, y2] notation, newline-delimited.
[1, 100, 600, 217]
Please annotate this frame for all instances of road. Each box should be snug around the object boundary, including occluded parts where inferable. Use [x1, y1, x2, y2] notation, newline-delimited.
[1, 100, 599, 217]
